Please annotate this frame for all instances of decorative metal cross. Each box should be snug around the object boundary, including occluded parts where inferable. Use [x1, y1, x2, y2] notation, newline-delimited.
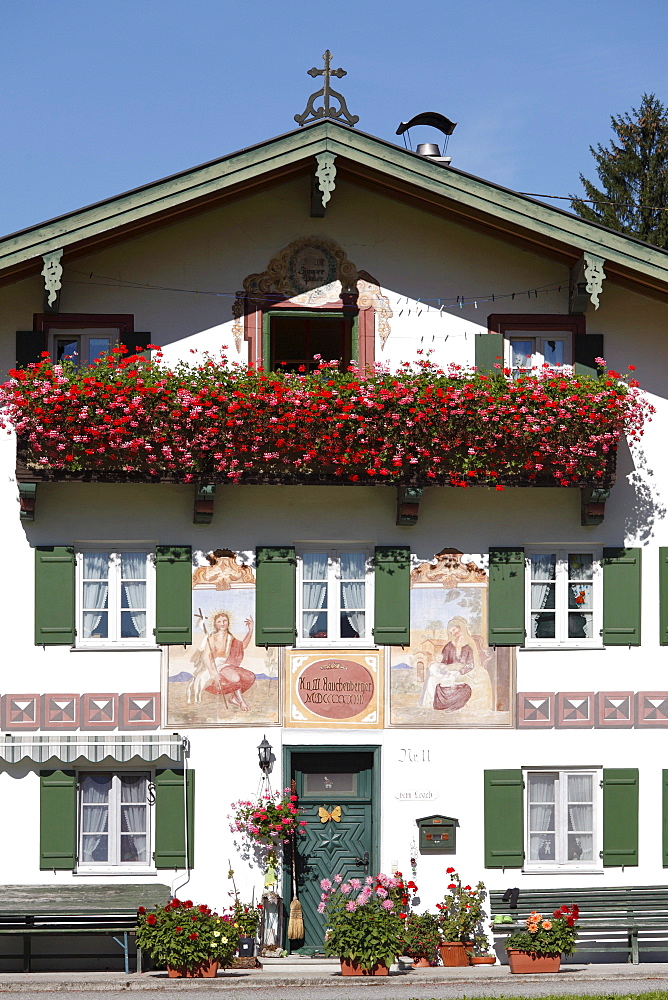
[294, 50, 359, 127]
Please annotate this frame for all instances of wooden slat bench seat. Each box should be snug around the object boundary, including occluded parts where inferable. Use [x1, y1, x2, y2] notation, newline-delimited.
[490, 886, 668, 965]
[0, 884, 171, 973]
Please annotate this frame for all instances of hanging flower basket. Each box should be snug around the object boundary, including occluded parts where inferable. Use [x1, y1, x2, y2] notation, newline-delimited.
[2, 350, 651, 488]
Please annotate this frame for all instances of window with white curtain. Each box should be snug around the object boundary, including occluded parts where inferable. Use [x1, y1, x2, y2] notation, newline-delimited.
[526, 549, 601, 647]
[79, 772, 151, 868]
[505, 332, 572, 377]
[76, 549, 154, 646]
[525, 770, 600, 869]
[298, 548, 372, 646]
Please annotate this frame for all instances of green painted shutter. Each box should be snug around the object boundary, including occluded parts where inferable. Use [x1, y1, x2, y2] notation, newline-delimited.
[373, 546, 410, 645]
[488, 548, 525, 645]
[484, 770, 524, 867]
[40, 770, 77, 870]
[255, 547, 296, 645]
[574, 334, 604, 378]
[663, 771, 668, 866]
[602, 548, 641, 645]
[602, 768, 638, 866]
[16, 331, 47, 368]
[660, 549, 668, 645]
[120, 332, 152, 361]
[35, 546, 75, 645]
[155, 546, 192, 645]
[154, 768, 195, 869]
[475, 333, 504, 374]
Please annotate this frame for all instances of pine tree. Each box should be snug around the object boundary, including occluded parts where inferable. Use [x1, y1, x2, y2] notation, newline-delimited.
[570, 93, 668, 249]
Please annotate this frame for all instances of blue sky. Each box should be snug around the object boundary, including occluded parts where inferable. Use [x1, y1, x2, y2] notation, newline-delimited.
[1, 0, 667, 236]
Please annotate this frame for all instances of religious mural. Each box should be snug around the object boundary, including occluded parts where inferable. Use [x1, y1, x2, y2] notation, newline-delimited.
[286, 649, 383, 729]
[389, 550, 515, 728]
[166, 550, 280, 727]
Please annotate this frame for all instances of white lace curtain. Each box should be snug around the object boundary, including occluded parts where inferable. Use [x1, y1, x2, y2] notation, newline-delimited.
[121, 552, 147, 638]
[302, 552, 328, 637]
[340, 552, 366, 637]
[82, 552, 109, 639]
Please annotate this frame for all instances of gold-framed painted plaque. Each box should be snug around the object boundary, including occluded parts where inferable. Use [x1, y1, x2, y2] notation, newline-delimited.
[286, 649, 383, 729]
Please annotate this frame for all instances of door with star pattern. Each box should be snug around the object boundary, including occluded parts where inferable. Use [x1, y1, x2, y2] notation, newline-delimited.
[289, 750, 376, 953]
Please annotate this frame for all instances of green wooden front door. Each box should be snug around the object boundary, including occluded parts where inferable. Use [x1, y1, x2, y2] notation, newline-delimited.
[288, 750, 377, 953]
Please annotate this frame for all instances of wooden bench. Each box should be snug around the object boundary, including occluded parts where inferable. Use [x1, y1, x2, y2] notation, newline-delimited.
[0, 884, 171, 973]
[490, 886, 668, 965]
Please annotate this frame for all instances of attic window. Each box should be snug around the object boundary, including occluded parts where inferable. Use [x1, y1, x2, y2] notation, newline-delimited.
[268, 312, 353, 372]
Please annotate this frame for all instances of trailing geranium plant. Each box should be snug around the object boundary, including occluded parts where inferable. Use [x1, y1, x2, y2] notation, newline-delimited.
[135, 898, 239, 971]
[401, 910, 442, 962]
[320, 872, 416, 972]
[0, 347, 652, 488]
[505, 904, 579, 957]
[228, 787, 306, 872]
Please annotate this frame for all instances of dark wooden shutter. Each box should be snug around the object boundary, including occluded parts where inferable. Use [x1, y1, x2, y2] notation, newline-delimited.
[660, 549, 668, 645]
[16, 331, 48, 368]
[40, 770, 77, 870]
[155, 546, 192, 645]
[373, 546, 410, 645]
[154, 768, 195, 869]
[602, 548, 641, 645]
[475, 333, 504, 374]
[35, 546, 75, 645]
[602, 768, 638, 866]
[574, 333, 604, 378]
[120, 332, 152, 361]
[663, 770, 668, 867]
[484, 770, 524, 867]
[255, 547, 296, 645]
[488, 548, 525, 645]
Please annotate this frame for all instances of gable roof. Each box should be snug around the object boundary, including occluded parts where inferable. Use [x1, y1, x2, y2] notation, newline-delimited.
[2, 119, 668, 300]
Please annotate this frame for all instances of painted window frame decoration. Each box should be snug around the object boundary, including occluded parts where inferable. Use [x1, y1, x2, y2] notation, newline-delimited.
[524, 768, 601, 872]
[75, 547, 156, 648]
[166, 549, 281, 727]
[286, 649, 383, 729]
[525, 547, 602, 648]
[77, 770, 153, 873]
[389, 549, 515, 728]
[296, 547, 374, 648]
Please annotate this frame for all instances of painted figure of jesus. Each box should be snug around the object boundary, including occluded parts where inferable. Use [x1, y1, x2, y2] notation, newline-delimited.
[198, 612, 255, 710]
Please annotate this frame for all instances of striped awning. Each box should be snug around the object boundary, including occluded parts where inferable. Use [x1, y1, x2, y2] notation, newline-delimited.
[0, 733, 185, 764]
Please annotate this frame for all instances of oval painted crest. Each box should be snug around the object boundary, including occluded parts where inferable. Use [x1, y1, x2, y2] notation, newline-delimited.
[296, 658, 374, 720]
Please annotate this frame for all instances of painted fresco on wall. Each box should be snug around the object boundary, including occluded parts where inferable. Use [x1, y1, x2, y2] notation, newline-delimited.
[166, 550, 280, 727]
[286, 649, 383, 729]
[390, 550, 514, 728]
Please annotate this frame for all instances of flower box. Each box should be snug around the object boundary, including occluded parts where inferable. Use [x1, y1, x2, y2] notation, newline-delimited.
[3, 352, 648, 490]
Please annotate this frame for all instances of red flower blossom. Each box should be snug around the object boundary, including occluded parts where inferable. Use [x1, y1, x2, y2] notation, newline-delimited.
[137, 906, 146, 915]
[189, 932, 198, 940]
[146, 914, 157, 926]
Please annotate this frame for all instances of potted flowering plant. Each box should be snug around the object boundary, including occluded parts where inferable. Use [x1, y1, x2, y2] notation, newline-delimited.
[401, 911, 442, 967]
[229, 787, 306, 879]
[505, 905, 579, 973]
[436, 868, 488, 966]
[136, 898, 239, 977]
[231, 899, 261, 956]
[320, 872, 412, 976]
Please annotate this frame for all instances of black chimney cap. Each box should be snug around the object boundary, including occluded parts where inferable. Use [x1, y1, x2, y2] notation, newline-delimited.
[396, 112, 457, 137]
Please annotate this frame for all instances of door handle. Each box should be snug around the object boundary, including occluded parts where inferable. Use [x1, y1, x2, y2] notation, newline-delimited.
[354, 851, 369, 873]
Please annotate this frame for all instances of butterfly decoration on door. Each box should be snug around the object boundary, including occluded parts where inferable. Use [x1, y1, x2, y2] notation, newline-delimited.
[319, 805, 342, 823]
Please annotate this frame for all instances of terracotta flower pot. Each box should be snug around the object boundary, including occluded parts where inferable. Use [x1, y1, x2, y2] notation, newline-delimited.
[471, 955, 496, 965]
[411, 956, 432, 968]
[340, 958, 389, 976]
[507, 950, 560, 974]
[439, 942, 470, 967]
[166, 960, 220, 978]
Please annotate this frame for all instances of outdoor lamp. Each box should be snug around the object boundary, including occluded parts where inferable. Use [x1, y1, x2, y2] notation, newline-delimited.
[258, 735, 272, 774]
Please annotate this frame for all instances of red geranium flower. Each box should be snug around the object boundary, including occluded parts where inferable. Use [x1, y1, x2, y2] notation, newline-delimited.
[146, 914, 157, 925]
[189, 932, 198, 940]
[137, 907, 146, 915]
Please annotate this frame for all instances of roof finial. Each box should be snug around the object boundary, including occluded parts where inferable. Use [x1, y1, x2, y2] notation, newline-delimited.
[294, 50, 359, 128]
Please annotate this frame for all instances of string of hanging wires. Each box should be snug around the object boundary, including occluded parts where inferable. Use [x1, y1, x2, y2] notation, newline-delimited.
[520, 192, 668, 211]
[64, 268, 565, 317]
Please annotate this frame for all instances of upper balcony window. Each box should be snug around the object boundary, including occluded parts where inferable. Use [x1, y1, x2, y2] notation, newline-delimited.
[267, 312, 353, 372]
[507, 333, 571, 377]
[15, 314, 148, 368]
[487, 314, 586, 377]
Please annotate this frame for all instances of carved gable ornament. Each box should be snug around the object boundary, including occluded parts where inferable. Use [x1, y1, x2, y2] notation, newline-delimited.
[232, 236, 392, 350]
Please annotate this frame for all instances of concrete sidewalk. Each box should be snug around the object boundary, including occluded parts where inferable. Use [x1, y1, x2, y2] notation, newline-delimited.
[2, 962, 668, 991]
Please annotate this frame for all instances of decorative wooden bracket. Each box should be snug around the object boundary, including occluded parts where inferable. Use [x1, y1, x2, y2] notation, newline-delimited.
[570, 252, 606, 314]
[41, 249, 63, 313]
[19, 482, 37, 521]
[581, 487, 610, 526]
[193, 483, 216, 524]
[311, 152, 337, 217]
[396, 486, 423, 526]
